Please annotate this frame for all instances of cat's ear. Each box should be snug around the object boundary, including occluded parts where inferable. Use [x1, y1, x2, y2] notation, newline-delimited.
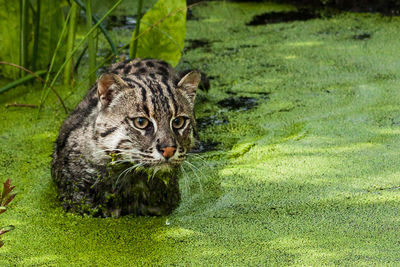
[97, 73, 127, 106]
[178, 71, 201, 105]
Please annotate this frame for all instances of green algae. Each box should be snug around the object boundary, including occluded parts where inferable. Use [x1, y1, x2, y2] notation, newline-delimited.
[1, 1, 400, 265]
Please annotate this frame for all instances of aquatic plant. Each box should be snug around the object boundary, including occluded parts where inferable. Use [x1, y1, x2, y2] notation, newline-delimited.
[0, 0, 189, 113]
[0, 179, 16, 248]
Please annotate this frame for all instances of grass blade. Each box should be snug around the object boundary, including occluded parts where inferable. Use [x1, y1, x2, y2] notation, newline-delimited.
[73, 0, 118, 56]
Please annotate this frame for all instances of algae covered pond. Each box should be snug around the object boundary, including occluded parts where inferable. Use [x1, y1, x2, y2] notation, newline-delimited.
[1, 1, 400, 265]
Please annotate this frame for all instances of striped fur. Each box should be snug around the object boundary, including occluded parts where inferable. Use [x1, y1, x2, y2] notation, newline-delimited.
[51, 59, 201, 218]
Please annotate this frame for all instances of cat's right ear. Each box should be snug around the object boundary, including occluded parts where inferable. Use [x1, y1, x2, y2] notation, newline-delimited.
[178, 71, 201, 106]
[97, 73, 127, 107]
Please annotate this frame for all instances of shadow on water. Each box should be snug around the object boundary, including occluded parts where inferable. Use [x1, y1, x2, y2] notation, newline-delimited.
[247, 9, 321, 26]
[185, 39, 213, 52]
[352, 33, 371, 40]
[190, 139, 221, 153]
[217, 96, 258, 111]
[196, 115, 229, 130]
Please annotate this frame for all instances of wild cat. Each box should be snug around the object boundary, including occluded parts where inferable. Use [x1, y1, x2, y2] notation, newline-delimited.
[51, 59, 201, 217]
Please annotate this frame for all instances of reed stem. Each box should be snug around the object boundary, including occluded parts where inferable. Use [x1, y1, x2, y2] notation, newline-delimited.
[38, 0, 123, 113]
[20, 0, 30, 77]
[32, 0, 41, 71]
[73, 0, 118, 56]
[0, 70, 46, 95]
[64, 1, 79, 87]
[86, 0, 96, 85]
[129, 0, 144, 59]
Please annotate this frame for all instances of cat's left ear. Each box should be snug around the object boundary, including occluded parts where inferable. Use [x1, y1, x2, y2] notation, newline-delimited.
[178, 71, 201, 105]
[97, 73, 127, 107]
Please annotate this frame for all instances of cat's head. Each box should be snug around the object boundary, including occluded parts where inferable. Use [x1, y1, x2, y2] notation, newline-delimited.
[93, 69, 200, 170]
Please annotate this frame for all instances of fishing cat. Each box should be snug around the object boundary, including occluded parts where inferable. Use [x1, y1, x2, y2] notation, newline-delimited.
[51, 59, 201, 218]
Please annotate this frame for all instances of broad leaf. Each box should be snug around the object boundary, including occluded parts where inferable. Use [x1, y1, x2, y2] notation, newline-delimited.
[136, 0, 186, 67]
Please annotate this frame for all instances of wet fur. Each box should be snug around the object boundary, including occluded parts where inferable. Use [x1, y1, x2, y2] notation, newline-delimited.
[51, 59, 200, 217]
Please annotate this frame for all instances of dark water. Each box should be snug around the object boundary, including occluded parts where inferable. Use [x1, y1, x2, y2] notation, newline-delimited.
[107, 15, 137, 30]
[352, 33, 371, 40]
[185, 39, 213, 52]
[217, 96, 258, 111]
[190, 140, 221, 153]
[196, 115, 229, 130]
[247, 9, 321, 26]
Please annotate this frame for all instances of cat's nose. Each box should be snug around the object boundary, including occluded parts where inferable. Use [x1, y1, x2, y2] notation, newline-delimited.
[158, 146, 177, 159]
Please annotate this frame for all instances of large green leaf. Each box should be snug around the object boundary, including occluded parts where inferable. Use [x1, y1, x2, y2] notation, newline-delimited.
[0, 1, 21, 79]
[136, 0, 186, 67]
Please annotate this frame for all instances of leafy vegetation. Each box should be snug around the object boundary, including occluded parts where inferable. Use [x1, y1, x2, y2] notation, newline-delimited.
[0, 0, 187, 110]
[134, 0, 186, 67]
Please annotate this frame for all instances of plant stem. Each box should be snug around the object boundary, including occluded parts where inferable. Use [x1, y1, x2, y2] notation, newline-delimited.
[129, 0, 143, 59]
[64, 1, 79, 87]
[73, 0, 118, 56]
[5, 103, 38, 109]
[32, 0, 41, 71]
[20, 0, 30, 77]
[86, 0, 96, 85]
[0, 70, 46, 94]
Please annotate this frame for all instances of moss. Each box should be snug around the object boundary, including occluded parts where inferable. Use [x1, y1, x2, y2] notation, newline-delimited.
[1, 1, 400, 265]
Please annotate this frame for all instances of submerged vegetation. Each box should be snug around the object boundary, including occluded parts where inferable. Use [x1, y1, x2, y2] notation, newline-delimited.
[1, 0, 400, 265]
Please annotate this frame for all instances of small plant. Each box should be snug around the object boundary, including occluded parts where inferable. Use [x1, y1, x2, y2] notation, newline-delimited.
[0, 179, 16, 248]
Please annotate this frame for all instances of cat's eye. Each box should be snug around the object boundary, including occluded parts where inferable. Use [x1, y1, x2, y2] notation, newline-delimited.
[133, 117, 150, 129]
[172, 117, 187, 129]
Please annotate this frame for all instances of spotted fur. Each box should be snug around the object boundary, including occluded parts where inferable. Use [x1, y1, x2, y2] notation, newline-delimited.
[51, 59, 201, 217]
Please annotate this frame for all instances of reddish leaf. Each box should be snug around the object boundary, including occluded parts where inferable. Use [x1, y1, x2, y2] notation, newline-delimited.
[0, 207, 6, 215]
[0, 225, 14, 236]
[1, 179, 16, 206]
[1, 179, 12, 200]
[3, 193, 16, 206]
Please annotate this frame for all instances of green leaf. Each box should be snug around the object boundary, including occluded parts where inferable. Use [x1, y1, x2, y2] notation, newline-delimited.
[135, 0, 186, 67]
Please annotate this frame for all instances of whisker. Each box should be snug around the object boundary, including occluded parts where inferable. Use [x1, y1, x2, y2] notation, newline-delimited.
[187, 154, 212, 168]
[183, 161, 204, 194]
[180, 165, 190, 197]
